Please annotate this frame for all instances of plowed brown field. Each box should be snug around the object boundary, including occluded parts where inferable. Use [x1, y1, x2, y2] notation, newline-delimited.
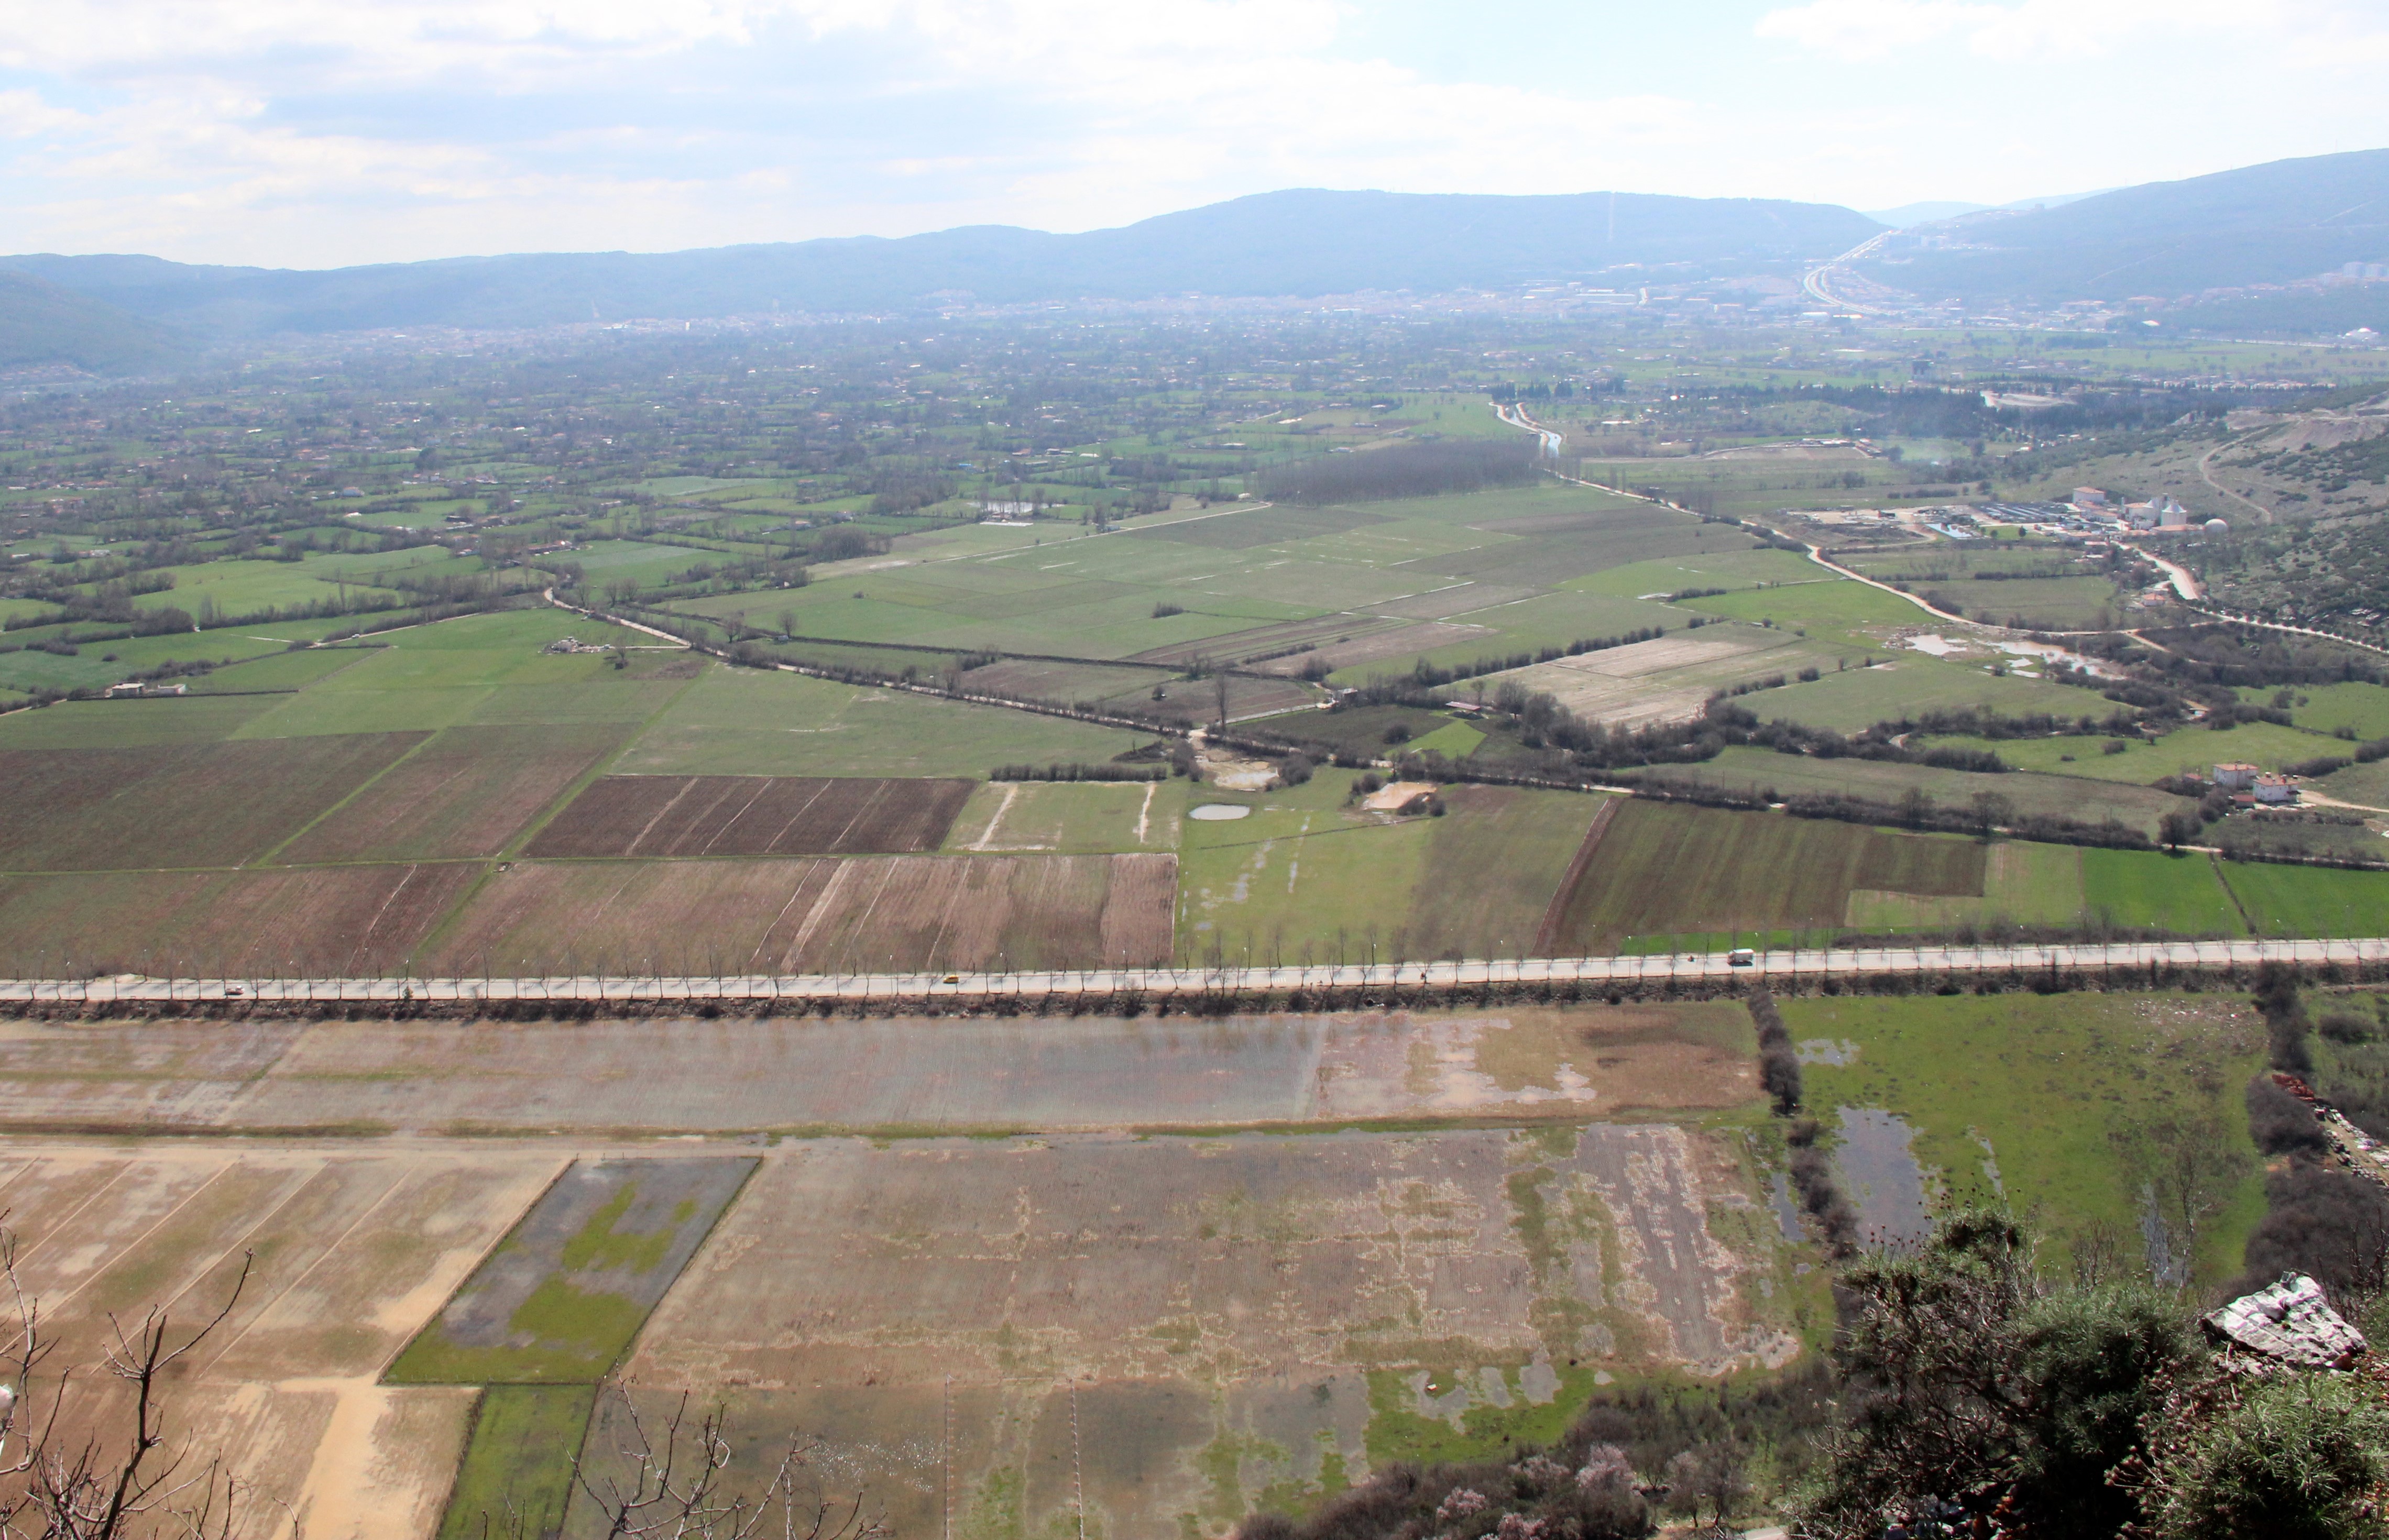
[279, 722, 630, 863]
[525, 775, 973, 859]
[0, 733, 426, 871]
[422, 853, 1176, 974]
[0, 862, 480, 975]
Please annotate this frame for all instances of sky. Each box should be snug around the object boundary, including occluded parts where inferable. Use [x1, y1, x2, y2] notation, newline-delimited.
[2, 0, 2386, 269]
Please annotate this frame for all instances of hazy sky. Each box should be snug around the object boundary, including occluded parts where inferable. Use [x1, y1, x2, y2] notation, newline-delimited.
[3, 0, 2385, 268]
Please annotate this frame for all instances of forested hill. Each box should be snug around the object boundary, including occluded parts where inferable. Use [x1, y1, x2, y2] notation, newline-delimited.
[0, 268, 191, 375]
[1857, 147, 2389, 305]
[0, 189, 1881, 338]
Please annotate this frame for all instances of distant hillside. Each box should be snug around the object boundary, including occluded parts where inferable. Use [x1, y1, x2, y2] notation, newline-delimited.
[0, 189, 1881, 337]
[1857, 149, 2389, 304]
[0, 269, 189, 375]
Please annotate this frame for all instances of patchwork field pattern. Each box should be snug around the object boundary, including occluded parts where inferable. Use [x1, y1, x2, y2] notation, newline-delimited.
[0, 1143, 560, 1540]
[279, 722, 632, 863]
[527, 775, 974, 858]
[425, 852, 1177, 974]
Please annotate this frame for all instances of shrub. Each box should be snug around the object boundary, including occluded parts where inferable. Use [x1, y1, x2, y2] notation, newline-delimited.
[2143, 1373, 2389, 1540]
[2245, 1075, 2328, 1157]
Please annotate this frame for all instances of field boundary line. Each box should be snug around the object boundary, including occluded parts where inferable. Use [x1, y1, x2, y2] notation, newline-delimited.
[405, 668, 710, 971]
[197, 1160, 417, 1374]
[250, 729, 440, 868]
[2212, 850, 2261, 937]
[1533, 797, 1620, 956]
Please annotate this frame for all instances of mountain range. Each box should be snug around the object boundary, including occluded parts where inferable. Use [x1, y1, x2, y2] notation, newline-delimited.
[4, 148, 2386, 371]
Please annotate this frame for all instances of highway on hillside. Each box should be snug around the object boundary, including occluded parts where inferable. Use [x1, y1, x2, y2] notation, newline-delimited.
[6, 937, 2386, 1007]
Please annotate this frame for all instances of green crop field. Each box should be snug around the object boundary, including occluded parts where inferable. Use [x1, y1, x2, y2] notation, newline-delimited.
[1637, 745, 2194, 835]
[1680, 578, 1933, 642]
[1785, 992, 2268, 1286]
[2218, 860, 2389, 937]
[1748, 654, 2099, 732]
[2081, 848, 2250, 933]
[1933, 720, 2348, 783]
[1175, 768, 1439, 965]
[2261, 680, 2389, 741]
[435, 1385, 595, 1540]
[614, 665, 1149, 777]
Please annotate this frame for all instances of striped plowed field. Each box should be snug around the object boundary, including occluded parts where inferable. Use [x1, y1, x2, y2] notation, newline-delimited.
[0, 862, 481, 976]
[423, 852, 1177, 975]
[1542, 799, 1987, 952]
[0, 733, 426, 871]
[525, 775, 974, 859]
[277, 721, 631, 863]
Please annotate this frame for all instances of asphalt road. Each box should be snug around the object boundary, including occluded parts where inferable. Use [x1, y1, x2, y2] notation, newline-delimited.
[6, 937, 2383, 1006]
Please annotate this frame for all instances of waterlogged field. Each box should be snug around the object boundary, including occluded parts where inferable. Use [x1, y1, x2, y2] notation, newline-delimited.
[1782, 992, 2268, 1286]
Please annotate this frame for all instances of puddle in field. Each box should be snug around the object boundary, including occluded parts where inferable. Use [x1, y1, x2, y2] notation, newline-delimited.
[1831, 1107, 1933, 1247]
[1798, 1038, 1859, 1065]
[1767, 1168, 1806, 1241]
[1189, 804, 1252, 821]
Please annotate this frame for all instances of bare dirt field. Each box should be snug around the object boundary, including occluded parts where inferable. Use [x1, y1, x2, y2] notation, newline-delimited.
[0, 1140, 558, 1540]
[0, 734, 426, 871]
[1488, 629, 1818, 727]
[0, 1005, 1757, 1136]
[422, 853, 1177, 974]
[279, 722, 630, 863]
[0, 861, 483, 976]
[611, 1126, 1804, 1540]
[526, 776, 975, 859]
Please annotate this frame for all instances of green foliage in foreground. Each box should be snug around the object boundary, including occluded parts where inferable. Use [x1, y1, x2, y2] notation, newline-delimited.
[2142, 1373, 2389, 1540]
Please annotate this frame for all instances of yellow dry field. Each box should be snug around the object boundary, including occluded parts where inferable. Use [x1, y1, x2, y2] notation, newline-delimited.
[0, 1143, 557, 1540]
[1488, 628, 1818, 727]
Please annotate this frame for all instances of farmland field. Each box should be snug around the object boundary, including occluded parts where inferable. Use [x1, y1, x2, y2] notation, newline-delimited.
[527, 775, 974, 858]
[277, 721, 632, 863]
[0, 862, 482, 974]
[423, 853, 1177, 974]
[1636, 744, 2196, 836]
[1544, 799, 1987, 952]
[0, 733, 425, 870]
[2217, 859, 2389, 937]
[389, 1156, 754, 1384]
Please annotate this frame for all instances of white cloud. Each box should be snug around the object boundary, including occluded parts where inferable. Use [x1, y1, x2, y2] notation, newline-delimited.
[0, 0, 2380, 265]
[1755, 0, 2359, 63]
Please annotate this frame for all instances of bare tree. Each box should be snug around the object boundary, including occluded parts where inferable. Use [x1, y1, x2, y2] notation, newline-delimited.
[2114, 1107, 2252, 1284]
[0, 1225, 254, 1540]
[573, 1385, 886, 1540]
